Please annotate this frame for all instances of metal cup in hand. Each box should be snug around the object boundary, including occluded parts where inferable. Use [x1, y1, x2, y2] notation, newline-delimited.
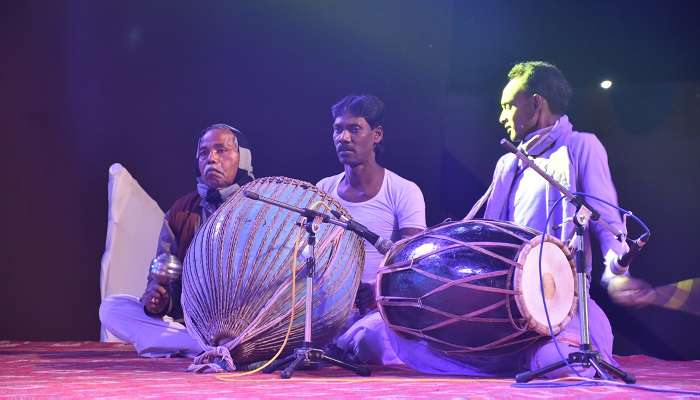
[148, 253, 183, 286]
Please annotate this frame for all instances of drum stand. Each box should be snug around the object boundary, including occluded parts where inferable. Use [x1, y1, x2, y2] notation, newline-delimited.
[497, 140, 635, 384]
[242, 191, 371, 379]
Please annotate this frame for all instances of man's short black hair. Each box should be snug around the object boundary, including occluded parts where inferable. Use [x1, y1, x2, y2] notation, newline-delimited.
[331, 94, 385, 155]
[507, 61, 572, 115]
[331, 94, 385, 128]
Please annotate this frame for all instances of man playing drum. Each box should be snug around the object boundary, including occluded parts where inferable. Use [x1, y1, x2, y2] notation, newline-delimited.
[483, 61, 629, 377]
[316, 94, 427, 365]
[387, 61, 630, 378]
[99, 123, 255, 357]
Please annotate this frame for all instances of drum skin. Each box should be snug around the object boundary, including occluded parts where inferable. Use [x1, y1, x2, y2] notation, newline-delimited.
[182, 177, 364, 365]
[377, 219, 577, 361]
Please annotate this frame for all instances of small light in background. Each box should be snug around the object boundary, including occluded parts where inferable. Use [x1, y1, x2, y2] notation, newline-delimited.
[600, 80, 613, 90]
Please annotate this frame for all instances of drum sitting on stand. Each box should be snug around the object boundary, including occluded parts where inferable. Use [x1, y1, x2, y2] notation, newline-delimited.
[377, 219, 577, 363]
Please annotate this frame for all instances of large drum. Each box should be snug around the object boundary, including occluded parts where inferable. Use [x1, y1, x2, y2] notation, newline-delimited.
[377, 219, 577, 361]
[182, 177, 364, 366]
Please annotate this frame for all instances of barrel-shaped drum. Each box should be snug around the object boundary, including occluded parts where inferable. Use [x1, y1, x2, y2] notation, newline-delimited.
[377, 219, 577, 361]
[182, 177, 364, 365]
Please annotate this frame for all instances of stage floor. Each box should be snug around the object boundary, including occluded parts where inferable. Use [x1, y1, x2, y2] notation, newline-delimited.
[1, 341, 699, 399]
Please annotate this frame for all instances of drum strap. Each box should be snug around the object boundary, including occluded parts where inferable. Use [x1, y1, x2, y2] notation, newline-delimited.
[463, 181, 494, 221]
[464, 129, 557, 222]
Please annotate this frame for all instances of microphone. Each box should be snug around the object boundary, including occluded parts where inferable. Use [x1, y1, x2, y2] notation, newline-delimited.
[330, 210, 394, 255]
[245, 189, 395, 254]
[613, 232, 650, 275]
[373, 237, 394, 256]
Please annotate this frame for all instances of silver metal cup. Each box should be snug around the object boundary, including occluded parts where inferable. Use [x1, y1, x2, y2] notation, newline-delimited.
[148, 253, 183, 285]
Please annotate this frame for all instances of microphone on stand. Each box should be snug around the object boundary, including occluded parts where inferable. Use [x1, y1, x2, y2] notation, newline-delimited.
[612, 232, 650, 275]
[245, 189, 394, 254]
[330, 210, 394, 255]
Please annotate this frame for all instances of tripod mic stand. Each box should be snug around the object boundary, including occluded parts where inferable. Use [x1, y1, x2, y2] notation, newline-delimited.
[515, 199, 635, 383]
[497, 140, 636, 384]
[243, 191, 371, 379]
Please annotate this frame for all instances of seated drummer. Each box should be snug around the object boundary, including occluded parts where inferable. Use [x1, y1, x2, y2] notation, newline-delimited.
[392, 61, 627, 378]
[99, 123, 255, 357]
[316, 94, 427, 365]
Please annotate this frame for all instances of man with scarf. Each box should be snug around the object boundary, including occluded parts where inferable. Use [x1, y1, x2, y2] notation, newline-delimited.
[389, 61, 626, 378]
[100, 123, 254, 357]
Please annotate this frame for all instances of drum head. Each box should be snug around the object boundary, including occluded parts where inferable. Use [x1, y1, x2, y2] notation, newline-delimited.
[514, 236, 577, 336]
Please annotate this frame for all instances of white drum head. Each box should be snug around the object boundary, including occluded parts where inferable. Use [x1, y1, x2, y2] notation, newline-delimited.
[514, 237, 577, 336]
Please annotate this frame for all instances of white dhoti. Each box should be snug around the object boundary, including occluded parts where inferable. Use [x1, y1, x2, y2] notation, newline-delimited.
[99, 294, 200, 358]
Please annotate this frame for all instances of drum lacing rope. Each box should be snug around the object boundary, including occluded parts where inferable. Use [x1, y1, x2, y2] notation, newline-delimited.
[188, 346, 236, 373]
[388, 234, 523, 271]
[378, 220, 557, 354]
[386, 319, 539, 353]
[505, 265, 530, 333]
[187, 226, 304, 374]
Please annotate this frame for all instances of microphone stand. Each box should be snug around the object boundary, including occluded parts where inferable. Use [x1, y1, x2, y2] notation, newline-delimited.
[243, 191, 371, 379]
[498, 140, 635, 384]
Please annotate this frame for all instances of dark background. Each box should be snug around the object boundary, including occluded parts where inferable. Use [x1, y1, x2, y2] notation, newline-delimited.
[2, 0, 699, 359]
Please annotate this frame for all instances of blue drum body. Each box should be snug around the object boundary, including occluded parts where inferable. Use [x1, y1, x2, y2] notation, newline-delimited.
[377, 219, 577, 361]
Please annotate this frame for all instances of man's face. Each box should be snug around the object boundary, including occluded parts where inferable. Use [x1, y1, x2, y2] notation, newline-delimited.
[332, 114, 382, 167]
[499, 77, 538, 142]
[197, 128, 240, 188]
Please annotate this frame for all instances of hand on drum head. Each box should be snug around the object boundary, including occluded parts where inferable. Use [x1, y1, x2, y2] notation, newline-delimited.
[355, 282, 377, 316]
[607, 275, 657, 308]
[140, 281, 171, 316]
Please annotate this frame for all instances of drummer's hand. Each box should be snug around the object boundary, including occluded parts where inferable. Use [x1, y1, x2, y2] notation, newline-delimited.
[601, 250, 629, 287]
[140, 281, 170, 315]
[607, 275, 657, 308]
